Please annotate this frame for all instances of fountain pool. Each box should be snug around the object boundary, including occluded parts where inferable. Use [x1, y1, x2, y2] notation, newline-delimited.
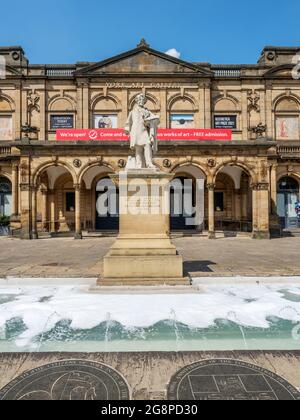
[0, 279, 300, 352]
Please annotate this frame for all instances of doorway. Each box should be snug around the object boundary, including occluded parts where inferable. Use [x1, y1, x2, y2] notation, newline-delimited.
[0, 177, 12, 216]
[277, 177, 299, 230]
[95, 177, 119, 231]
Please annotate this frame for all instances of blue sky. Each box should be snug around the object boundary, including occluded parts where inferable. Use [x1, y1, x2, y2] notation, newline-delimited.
[1, 0, 300, 64]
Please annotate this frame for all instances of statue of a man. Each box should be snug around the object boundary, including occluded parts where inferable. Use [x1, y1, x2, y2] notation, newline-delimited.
[124, 93, 160, 169]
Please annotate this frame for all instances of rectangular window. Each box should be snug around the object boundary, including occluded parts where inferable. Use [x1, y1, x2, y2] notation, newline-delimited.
[0, 116, 12, 141]
[170, 114, 194, 129]
[276, 116, 299, 140]
[93, 114, 118, 128]
[50, 115, 74, 130]
[66, 192, 75, 212]
[214, 115, 237, 129]
[215, 192, 224, 212]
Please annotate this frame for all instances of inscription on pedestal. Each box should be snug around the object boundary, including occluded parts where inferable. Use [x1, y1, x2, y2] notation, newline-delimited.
[168, 359, 300, 401]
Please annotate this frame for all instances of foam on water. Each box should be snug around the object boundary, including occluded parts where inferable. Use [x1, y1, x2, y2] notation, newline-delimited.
[0, 281, 300, 350]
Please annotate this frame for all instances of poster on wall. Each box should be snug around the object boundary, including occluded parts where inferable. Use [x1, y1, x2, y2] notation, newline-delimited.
[50, 115, 74, 130]
[214, 115, 237, 129]
[170, 114, 194, 129]
[0, 116, 12, 141]
[276, 117, 299, 140]
[93, 114, 118, 129]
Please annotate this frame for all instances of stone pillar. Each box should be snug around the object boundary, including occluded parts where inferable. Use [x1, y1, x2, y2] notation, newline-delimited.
[49, 190, 56, 233]
[270, 163, 278, 215]
[14, 82, 22, 140]
[39, 86, 46, 140]
[76, 82, 83, 129]
[120, 89, 128, 128]
[11, 164, 19, 215]
[82, 82, 89, 129]
[241, 89, 249, 140]
[160, 89, 167, 128]
[252, 183, 270, 239]
[265, 82, 273, 139]
[41, 188, 48, 231]
[234, 189, 242, 221]
[74, 184, 82, 239]
[204, 83, 212, 128]
[31, 187, 38, 239]
[20, 184, 32, 239]
[208, 183, 215, 239]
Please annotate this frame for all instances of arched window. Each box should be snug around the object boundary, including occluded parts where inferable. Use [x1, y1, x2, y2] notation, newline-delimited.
[169, 97, 195, 129]
[0, 98, 13, 141]
[275, 98, 300, 140]
[92, 97, 120, 129]
[48, 97, 75, 137]
[213, 98, 239, 131]
[0, 177, 12, 216]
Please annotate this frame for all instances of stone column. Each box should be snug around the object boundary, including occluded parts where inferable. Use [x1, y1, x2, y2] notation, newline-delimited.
[20, 184, 32, 239]
[31, 187, 38, 239]
[14, 82, 22, 140]
[252, 183, 270, 239]
[270, 163, 278, 215]
[41, 188, 48, 231]
[234, 189, 242, 221]
[11, 164, 19, 215]
[207, 183, 216, 239]
[39, 86, 46, 140]
[241, 89, 249, 141]
[82, 82, 89, 129]
[265, 81, 273, 139]
[74, 184, 82, 239]
[204, 83, 212, 128]
[160, 89, 167, 128]
[49, 190, 56, 233]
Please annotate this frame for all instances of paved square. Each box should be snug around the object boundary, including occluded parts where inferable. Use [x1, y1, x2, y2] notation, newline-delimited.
[1, 236, 300, 278]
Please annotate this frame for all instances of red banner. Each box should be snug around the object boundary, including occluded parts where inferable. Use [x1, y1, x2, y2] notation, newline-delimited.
[56, 128, 232, 141]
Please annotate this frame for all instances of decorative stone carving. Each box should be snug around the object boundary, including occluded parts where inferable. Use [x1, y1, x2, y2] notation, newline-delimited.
[21, 123, 39, 139]
[27, 90, 40, 113]
[118, 159, 126, 168]
[248, 90, 260, 112]
[207, 158, 216, 168]
[207, 183, 215, 191]
[251, 123, 267, 139]
[73, 159, 82, 168]
[163, 159, 172, 168]
[137, 38, 150, 48]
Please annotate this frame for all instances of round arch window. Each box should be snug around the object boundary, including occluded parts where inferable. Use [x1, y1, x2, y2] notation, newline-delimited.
[278, 177, 299, 192]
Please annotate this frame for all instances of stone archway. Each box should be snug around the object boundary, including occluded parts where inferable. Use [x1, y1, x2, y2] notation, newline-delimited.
[171, 164, 206, 231]
[277, 176, 300, 230]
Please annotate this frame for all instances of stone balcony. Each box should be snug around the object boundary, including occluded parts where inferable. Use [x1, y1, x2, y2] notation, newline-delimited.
[278, 144, 300, 159]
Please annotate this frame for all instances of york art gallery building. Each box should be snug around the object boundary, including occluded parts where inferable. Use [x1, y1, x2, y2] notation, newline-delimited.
[0, 40, 300, 240]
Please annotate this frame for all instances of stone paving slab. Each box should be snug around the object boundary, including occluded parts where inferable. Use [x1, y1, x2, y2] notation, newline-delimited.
[0, 351, 299, 400]
[1, 236, 300, 278]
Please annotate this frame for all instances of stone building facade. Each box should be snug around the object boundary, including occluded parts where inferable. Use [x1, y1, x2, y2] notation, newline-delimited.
[0, 40, 300, 239]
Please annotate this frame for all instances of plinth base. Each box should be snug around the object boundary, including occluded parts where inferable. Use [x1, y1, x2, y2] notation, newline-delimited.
[98, 277, 190, 286]
[102, 169, 187, 286]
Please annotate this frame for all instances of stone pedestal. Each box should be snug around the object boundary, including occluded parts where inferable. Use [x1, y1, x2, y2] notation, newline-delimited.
[100, 170, 189, 286]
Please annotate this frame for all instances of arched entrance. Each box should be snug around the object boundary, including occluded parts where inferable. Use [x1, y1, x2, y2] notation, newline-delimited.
[277, 177, 299, 229]
[170, 176, 196, 230]
[95, 177, 119, 231]
[0, 177, 12, 216]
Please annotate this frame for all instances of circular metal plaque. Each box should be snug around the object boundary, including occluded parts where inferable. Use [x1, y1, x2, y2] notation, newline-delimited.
[0, 360, 130, 400]
[168, 359, 300, 401]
